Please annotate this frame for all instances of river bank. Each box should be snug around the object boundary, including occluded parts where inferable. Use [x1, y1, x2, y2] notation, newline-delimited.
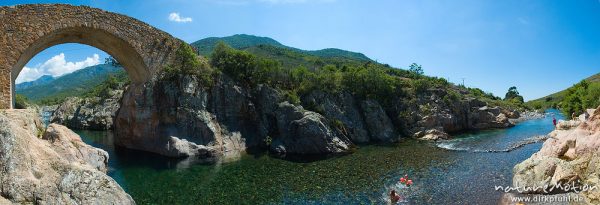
[73, 109, 561, 204]
[0, 109, 133, 204]
[508, 106, 600, 204]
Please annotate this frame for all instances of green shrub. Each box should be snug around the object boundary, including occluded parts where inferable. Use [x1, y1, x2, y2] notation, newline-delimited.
[14, 94, 29, 109]
[164, 42, 214, 87]
[443, 89, 460, 105]
[283, 90, 301, 105]
[205, 43, 519, 116]
[411, 79, 430, 94]
[559, 80, 600, 117]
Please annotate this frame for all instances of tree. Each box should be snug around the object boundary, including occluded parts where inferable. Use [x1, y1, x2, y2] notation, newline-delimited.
[409, 63, 424, 75]
[504, 86, 524, 103]
[560, 80, 599, 118]
[211, 41, 257, 83]
[104, 57, 122, 67]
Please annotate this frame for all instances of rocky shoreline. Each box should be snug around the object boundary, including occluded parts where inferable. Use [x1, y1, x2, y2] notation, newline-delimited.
[505, 107, 600, 205]
[509, 110, 547, 124]
[46, 73, 526, 161]
[0, 109, 133, 204]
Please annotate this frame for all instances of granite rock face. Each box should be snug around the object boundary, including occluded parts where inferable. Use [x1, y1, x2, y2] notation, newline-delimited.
[399, 91, 518, 141]
[115, 74, 354, 158]
[512, 107, 600, 203]
[360, 99, 399, 142]
[50, 89, 123, 130]
[115, 75, 248, 159]
[271, 102, 352, 155]
[0, 109, 133, 204]
[302, 91, 370, 143]
[114, 73, 524, 159]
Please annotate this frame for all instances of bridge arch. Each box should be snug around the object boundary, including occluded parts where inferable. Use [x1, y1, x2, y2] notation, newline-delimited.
[0, 4, 182, 108]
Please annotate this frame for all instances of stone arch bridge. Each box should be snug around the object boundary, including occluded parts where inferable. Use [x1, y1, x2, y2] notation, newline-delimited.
[0, 4, 183, 109]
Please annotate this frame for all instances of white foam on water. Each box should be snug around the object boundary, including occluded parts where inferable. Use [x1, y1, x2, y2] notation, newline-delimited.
[380, 181, 412, 204]
[436, 141, 471, 151]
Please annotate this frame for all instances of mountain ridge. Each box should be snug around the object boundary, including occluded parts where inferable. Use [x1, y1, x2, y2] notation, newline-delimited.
[16, 64, 124, 103]
[16, 75, 55, 91]
[191, 34, 372, 62]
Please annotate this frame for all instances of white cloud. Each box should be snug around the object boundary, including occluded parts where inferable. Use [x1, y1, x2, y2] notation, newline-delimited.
[168, 12, 193, 23]
[16, 53, 100, 84]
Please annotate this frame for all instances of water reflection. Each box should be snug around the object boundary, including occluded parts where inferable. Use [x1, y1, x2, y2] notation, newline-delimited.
[73, 109, 563, 204]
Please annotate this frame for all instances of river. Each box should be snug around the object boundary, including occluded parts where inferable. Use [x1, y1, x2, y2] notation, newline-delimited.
[75, 109, 562, 204]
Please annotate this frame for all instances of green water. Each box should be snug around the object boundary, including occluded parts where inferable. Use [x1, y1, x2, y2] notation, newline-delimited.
[76, 109, 562, 204]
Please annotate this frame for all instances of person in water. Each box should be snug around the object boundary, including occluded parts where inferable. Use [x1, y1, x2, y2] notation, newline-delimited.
[553, 117, 557, 127]
[390, 190, 401, 204]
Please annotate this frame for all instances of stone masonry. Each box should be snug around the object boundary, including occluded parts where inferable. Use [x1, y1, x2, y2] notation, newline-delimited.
[0, 4, 183, 108]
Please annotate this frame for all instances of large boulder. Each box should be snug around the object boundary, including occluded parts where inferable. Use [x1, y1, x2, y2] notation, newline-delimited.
[271, 102, 353, 155]
[302, 91, 370, 143]
[50, 97, 82, 126]
[50, 89, 123, 130]
[360, 99, 399, 142]
[114, 75, 241, 159]
[0, 109, 133, 204]
[469, 106, 513, 129]
[43, 124, 109, 172]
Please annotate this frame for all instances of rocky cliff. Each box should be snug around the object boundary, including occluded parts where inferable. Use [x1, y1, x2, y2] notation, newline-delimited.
[50, 89, 123, 130]
[388, 88, 518, 141]
[111, 73, 518, 159]
[0, 109, 133, 204]
[114, 74, 353, 159]
[511, 106, 600, 204]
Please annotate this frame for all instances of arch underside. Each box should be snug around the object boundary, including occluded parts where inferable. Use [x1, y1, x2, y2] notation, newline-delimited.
[0, 4, 181, 109]
[11, 27, 150, 84]
[9, 27, 151, 108]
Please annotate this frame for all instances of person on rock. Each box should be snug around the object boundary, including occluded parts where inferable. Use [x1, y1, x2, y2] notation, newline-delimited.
[572, 112, 577, 120]
[390, 190, 402, 204]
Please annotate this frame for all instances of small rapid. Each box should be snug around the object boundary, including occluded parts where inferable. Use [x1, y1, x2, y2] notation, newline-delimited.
[438, 135, 549, 153]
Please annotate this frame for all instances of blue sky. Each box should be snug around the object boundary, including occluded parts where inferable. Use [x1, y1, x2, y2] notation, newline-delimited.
[4, 0, 600, 101]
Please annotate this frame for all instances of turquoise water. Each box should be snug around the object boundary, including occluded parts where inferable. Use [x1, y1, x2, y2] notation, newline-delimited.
[76, 109, 563, 204]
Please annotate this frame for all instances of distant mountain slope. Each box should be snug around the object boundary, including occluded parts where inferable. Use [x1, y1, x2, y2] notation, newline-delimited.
[191, 34, 372, 62]
[585, 72, 600, 83]
[527, 72, 600, 109]
[192, 34, 284, 56]
[17, 64, 124, 103]
[16, 75, 55, 91]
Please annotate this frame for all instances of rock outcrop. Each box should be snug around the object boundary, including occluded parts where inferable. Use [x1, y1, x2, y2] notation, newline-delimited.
[300, 91, 399, 143]
[360, 99, 399, 142]
[302, 91, 370, 143]
[112, 73, 523, 159]
[400, 91, 518, 141]
[115, 74, 353, 158]
[512, 107, 600, 204]
[50, 89, 123, 130]
[271, 102, 352, 155]
[115, 75, 254, 159]
[0, 109, 133, 204]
